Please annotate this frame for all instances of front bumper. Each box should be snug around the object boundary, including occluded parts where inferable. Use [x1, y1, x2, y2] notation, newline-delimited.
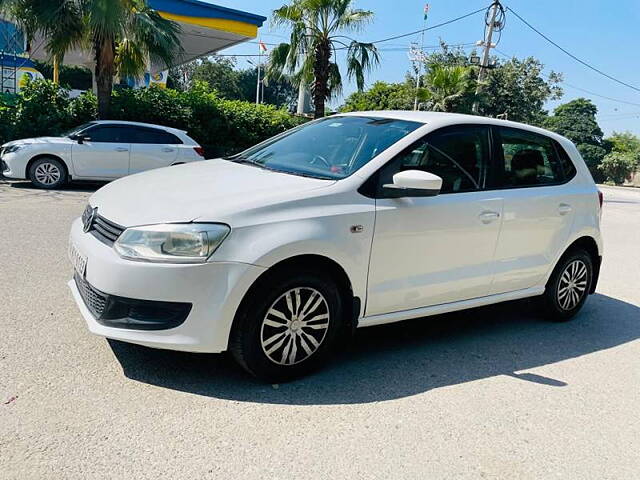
[68, 218, 266, 353]
[0, 151, 27, 179]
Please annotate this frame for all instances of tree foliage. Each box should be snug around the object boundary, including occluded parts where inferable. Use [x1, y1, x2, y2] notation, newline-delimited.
[598, 152, 637, 185]
[417, 65, 474, 112]
[340, 80, 414, 111]
[168, 57, 298, 109]
[543, 98, 607, 180]
[607, 131, 640, 164]
[5, 0, 182, 119]
[267, 0, 379, 118]
[481, 57, 563, 124]
[340, 45, 562, 123]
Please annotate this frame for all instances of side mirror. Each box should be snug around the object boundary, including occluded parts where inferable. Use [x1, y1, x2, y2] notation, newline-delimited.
[382, 170, 442, 198]
[76, 135, 90, 144]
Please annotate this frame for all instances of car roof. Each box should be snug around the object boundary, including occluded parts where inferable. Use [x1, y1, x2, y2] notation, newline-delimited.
[338, 110, 569, 144]
[91, 120, 187, 136]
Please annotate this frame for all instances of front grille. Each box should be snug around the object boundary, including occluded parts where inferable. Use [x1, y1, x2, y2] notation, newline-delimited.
[90, 214, 125, 246]
[74, 273, 107, 318]
[73, 272, 192, 330]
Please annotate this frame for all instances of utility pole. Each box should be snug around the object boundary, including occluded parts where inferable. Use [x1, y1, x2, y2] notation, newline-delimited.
[472, 1, 501, 114]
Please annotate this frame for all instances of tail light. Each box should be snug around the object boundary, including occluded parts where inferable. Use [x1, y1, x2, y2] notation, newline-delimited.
[193, 146, 205, 158]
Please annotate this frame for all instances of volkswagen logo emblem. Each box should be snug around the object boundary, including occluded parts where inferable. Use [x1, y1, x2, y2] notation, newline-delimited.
[83, 206, 97, 233]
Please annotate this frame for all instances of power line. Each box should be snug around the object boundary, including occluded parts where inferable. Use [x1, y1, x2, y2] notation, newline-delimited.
[368, 6, 489, 45]
[506, 6, 640, 95]
[495, 48, 640, 109]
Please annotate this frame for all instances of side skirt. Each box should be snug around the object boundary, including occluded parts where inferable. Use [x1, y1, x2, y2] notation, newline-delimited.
[358, 287, 545, 328]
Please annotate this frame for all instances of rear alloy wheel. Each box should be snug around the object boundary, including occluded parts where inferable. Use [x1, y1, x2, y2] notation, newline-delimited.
[230, 271, 343, 382]
[540, 249, 593, 321]
[28, 157, 67, 189]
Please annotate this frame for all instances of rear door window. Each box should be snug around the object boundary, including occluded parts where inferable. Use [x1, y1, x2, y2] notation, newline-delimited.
[132, 128, 182, 145]
[496, 127, 565, 187]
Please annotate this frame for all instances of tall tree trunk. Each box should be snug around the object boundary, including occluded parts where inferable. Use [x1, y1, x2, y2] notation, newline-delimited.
[95, 38, 116, 119]
[312, 40, 331, 119]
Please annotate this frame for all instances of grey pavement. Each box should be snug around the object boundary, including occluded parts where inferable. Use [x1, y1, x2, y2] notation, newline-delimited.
[1, 178, 638, 479]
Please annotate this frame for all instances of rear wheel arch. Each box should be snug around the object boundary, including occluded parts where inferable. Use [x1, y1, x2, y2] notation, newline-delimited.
[557, 236, 601, 294]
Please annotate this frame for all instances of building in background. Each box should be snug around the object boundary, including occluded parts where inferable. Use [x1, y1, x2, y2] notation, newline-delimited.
[0, 0, 265, 92]
[0, 19, 43, 93]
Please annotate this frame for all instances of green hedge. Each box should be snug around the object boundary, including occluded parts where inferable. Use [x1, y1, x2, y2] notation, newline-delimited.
[0, 79, 305, 157]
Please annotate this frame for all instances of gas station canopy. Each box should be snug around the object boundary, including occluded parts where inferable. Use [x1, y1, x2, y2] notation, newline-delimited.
[29, 0, 266, 73]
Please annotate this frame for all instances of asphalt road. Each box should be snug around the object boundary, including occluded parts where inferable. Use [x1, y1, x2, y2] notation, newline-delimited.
[1, 179, 639, 479]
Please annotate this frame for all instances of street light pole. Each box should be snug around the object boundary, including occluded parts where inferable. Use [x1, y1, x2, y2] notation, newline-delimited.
[256, 48, 261, 105]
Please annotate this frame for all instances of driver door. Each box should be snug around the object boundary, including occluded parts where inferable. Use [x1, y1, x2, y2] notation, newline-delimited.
[366, 125, 504, 316]
[71, 125, 131, 179]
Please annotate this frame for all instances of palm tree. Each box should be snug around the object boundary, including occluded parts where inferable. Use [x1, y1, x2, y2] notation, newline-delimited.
[418, 65, 473, 112]
[268, 0, 379, 119]
[3, 0, 181, 118]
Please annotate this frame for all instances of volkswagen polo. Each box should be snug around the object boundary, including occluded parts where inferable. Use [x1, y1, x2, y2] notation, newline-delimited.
[68, 112, 603, 381]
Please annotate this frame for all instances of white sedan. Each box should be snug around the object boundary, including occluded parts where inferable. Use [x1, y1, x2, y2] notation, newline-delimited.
[1, 120, 205, 188]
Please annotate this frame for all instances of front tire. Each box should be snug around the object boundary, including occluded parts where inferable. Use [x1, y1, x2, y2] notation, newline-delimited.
[28, 157, 67, 189]
[540, 249, 593, 322]
[230, 270, 344, 382]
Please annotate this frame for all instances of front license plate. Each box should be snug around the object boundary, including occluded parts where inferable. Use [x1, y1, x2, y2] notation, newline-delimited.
[69, 242, 87, 277]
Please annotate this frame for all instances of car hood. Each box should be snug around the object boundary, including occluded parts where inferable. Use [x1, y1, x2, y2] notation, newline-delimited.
[2, 136, 72, 148]
[89, 159, 336, 226]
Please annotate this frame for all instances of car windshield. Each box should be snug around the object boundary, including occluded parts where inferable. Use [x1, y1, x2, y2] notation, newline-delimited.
[227, 116, 422, 179]
[63, 122, 96, 138]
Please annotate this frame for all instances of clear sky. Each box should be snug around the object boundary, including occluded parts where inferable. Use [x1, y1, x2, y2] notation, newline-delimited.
[212, 0, 640, 136]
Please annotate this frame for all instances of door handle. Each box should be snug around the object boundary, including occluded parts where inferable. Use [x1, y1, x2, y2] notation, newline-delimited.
[558, 203, 572, 215]
[162, 148, 175, 152]
[115, 147, 128, 152]
[479, 211, 500, 224]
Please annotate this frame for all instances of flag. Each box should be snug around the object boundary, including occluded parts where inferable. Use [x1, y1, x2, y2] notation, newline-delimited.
[258, 41, 268, 53]
[423, 4, 430, 20]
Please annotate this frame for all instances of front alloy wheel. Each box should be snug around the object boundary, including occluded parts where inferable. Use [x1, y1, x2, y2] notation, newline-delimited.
[230, 270, 343, 382]
[260, 287, 330, 366]
[28, 157, 67, 189]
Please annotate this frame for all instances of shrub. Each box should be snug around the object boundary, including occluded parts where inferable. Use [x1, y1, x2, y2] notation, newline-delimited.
[0, 79, 304, 156]
[598, 152, 637, 185]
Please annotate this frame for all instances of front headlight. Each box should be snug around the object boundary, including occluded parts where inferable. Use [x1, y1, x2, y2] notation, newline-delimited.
[3, 144, 25, 154]
[114, 223, 230, 263]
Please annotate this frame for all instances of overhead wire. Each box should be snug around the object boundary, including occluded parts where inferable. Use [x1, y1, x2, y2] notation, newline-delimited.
[506, 5, 640, 94]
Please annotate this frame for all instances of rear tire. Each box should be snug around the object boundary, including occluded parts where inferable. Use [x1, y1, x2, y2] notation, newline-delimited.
[230, 270, 344, 382]
[539, 248, 593, 322]
[28, 157, 67, 189]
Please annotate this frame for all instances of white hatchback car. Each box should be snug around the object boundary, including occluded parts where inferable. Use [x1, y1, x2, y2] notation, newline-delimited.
[68, 112, 603, 381]
[1, 120, 204, 188]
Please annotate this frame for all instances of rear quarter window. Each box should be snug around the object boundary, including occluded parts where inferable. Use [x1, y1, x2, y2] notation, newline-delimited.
[553, 140, 577, 181]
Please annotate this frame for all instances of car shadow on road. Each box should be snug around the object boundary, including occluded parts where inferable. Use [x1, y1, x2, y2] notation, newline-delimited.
[1, 178, 105, 193]
[108, 293, 640, 405]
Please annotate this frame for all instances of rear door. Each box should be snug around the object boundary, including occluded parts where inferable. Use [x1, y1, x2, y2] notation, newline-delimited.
[129, 127, 181, 175]
[488, 126, 576, 295]
[71, 125, 131, 178]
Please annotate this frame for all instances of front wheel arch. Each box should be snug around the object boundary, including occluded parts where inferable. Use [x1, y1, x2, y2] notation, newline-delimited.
[231, 255, 359, 341]
[26, 154, 70, 180]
